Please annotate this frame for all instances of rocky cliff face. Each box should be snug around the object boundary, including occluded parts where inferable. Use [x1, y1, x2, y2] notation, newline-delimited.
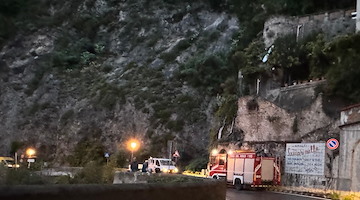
[0, 0, 238, 164]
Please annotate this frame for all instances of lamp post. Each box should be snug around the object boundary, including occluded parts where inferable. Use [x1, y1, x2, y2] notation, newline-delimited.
[130, 142, 136, 161]
[127, 139, 140, 162]
[26, 148, 36, 169]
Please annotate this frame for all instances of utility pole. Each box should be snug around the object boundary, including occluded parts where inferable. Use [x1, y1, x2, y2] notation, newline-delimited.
[168, 140, 173, 159]
[256, 78, 260, 95]
[14, 152, 18, 170]
[357, 0, 360, 32]
[238, 71, 243, 96]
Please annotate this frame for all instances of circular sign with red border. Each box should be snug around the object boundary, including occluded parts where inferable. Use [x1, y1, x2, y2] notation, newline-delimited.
[327, 138, 339, 150]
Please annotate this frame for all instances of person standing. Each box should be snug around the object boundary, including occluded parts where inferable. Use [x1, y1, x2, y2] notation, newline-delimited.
[130, 157, 138, 172]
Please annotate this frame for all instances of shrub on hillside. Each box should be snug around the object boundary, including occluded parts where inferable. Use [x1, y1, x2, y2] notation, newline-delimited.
[67, 138, 105, 167]
[177, 53, 232, 95]
[185, 157, 208, 172]
[71, 161, 115, 184]
[4, 168, 45, 185]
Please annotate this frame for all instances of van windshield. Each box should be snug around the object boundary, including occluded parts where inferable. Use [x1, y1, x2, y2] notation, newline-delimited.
[6, 160, 15, 164]
[1, 159, 14, 165]
[160, 160, 173, 165]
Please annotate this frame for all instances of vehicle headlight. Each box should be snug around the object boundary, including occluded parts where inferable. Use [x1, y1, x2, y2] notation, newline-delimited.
[174, 168, 179, 173]
[162, 168, 168, 173]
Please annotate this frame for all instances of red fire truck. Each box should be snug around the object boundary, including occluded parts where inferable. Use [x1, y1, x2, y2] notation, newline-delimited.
[208, 150, 281, 189]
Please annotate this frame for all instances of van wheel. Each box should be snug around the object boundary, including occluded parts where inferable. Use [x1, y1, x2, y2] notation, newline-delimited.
[155, 168, 160, 173]
[235, 179, 243, 190]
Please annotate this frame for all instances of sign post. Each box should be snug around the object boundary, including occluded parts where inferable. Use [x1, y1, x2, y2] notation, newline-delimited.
[27, 159, 35, 169]
[104, 152, 110, 165]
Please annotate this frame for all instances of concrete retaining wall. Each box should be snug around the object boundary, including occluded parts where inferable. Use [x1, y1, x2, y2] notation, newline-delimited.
[263, 9, 356, 48]
[0, 178, 226, 200]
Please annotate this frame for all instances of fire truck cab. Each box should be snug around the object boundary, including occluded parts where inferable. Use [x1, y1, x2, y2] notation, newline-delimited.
[208, 152, 227, 179]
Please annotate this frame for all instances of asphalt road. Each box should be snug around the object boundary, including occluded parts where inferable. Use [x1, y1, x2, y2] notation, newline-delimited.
[226, 188, 327, 200]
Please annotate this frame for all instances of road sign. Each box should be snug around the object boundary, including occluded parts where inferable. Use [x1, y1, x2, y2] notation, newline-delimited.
[327, 138, 339, 150]
[27, 159, 35, 163]
[173, 150, 180, 158]
[104, 153, 110, 158]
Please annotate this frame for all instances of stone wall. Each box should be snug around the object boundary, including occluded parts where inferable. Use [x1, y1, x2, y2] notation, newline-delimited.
[233, 82, 341, 189]
[264, 9, 356, 47]
[236, 95, 335, 143]
[0, 178, 226, 200]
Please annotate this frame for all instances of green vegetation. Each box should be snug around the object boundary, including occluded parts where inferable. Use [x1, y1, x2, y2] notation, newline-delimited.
[273, 33, 360, 102]
[0, 0, 40, 44]
[185, 157, 208, 172]
[71, 161, 114, 184]
[52, 36, 105, 71]
[234, 32, 360, 103]
[112, 150, 128, 168]
[92, 82, 125, 110]
[177, 52, 235, 95]
[0, 166, 46, 185]
[10, 141, 25, 155]
[325, 34, 360, 102]
[67, 137, 105, 167]
[0, 163, 115, 185]
[147, 133, 175, 157]
[148, 174, 204, 183]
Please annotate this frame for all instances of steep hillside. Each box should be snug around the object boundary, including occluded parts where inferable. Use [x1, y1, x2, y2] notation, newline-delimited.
[0, 0, 238, 165]
[0, 0, 357, 169]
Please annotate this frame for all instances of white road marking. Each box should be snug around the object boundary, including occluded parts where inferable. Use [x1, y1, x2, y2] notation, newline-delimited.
[271, 191, 330, 200]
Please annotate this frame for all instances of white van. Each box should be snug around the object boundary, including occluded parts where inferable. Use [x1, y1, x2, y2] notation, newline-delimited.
[147, 157, 178, 173]
[0, 157, 19, 168]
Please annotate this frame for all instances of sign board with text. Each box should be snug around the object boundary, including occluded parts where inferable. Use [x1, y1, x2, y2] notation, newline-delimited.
[285, 143, 325, 176]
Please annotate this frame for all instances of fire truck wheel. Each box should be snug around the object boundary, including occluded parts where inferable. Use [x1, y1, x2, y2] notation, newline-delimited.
[234, 179, 243, 190]
[213, 175, 218, 179]
[155, 168, 161, 173]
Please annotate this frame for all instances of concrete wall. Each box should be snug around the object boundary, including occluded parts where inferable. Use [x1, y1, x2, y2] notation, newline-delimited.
[0, 179, 226, 200]
[338, 104, 360, 191]
[264, 9, 356, 48]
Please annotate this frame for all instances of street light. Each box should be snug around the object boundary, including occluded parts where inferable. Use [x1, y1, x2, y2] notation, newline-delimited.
[26, 148, 36, 158]
[127, 139, 140, 162]
[26, 148, 36, 169]
[211, 149, 218, 156]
